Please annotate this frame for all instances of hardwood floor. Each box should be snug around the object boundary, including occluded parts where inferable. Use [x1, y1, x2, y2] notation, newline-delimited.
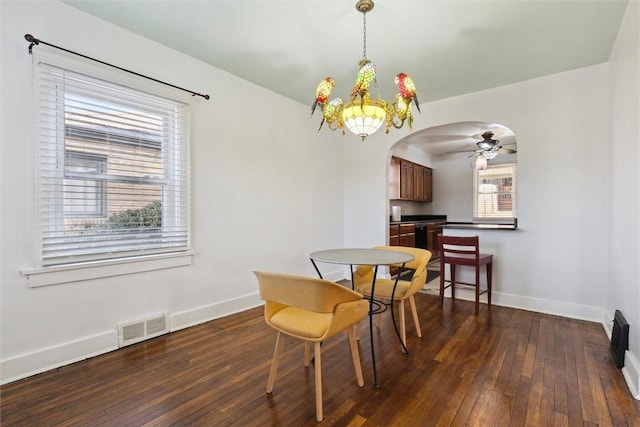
[2, 293, 639, 426]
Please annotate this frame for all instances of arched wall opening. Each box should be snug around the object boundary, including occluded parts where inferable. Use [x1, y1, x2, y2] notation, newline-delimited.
[386, 120, 518, 224]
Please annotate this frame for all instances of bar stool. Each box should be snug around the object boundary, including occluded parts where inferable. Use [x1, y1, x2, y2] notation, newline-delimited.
[438, 234, 493, 315]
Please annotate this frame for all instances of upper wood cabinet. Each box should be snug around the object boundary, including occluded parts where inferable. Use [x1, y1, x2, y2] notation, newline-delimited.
[390, 156, 432, 202]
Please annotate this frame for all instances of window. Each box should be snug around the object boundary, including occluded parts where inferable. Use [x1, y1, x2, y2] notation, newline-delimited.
[36, 63, 190, 268]
[473, 164, 516, 219]
[64, 151, 107, 218]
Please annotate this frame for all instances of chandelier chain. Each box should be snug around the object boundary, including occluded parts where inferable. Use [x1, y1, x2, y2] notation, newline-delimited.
[362, 12, 367, 60]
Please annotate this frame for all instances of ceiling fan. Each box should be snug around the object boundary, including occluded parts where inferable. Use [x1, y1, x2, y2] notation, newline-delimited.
[469, 131, 517, 159]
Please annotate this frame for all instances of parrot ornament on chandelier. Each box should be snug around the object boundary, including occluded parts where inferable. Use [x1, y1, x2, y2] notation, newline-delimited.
[311, 0, 421, 141]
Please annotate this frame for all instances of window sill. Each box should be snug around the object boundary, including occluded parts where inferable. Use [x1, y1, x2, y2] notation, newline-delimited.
[22, 252, 194, 287]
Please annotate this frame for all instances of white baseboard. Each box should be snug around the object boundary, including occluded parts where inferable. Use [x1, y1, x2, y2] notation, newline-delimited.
[431, 287, 605, 323]
[622, 351, 640, 399]
[169, 292, 263, 332]
[0, 331, 118, 385]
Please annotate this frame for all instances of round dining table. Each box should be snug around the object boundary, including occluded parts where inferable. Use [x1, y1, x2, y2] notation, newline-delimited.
[309, 248, 415, 387]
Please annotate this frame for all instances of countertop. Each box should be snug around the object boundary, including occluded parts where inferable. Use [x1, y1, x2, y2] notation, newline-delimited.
[389, 216, 518, 230]
[389, 215, 446, 225]
[443, 219, 518, 230]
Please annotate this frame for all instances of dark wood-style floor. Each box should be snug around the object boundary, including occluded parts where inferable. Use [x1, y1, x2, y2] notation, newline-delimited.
[2, 292, 639, 426]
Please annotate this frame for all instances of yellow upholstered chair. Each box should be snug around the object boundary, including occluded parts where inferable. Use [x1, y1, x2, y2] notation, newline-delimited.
[254, 270, 369, 422]
[353, 246, 432, 347]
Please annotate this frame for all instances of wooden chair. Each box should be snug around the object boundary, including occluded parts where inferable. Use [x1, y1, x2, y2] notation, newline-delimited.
[352, 246, 432, 347]
[254, 270, 369, 422]
[438, 234, 493, 315]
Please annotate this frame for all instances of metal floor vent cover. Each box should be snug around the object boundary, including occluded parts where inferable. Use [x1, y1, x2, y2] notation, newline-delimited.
[118, 313, 168, 347]
[610, 310, 629, 369]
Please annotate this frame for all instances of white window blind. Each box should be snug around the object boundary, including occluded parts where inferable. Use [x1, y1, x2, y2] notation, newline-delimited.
[37, 63, 190, 267]
[473, 163, 517, 219]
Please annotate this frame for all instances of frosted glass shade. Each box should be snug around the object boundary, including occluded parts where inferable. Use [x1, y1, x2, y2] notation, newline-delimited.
[475, 155, 488, 170]
[341, 99, 387, 140]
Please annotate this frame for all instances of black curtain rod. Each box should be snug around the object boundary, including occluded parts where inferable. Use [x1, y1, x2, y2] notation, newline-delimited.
[24, 34, 210, 100]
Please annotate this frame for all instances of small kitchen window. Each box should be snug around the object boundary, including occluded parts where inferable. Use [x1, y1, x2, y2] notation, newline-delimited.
[473, 164, 517, 219]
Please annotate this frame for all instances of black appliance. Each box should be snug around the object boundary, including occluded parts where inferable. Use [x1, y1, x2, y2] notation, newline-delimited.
[414, 222, 428, 250]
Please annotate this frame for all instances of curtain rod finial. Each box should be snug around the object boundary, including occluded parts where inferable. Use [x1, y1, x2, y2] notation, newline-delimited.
[25, 34, 39, 54]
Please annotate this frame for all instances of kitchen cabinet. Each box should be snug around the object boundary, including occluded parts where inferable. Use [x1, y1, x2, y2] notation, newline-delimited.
[423, 167, 433, 202]
[413, 165, 424, 201]
[390, 156, 432, 202]
[389, 223, 414, 275]
[389, 224, 400, 246]
[426, 220, 446, 258]
[389, 223, 415, 248]
[400, 160, 414, 199]
[399, 223, 415, 247]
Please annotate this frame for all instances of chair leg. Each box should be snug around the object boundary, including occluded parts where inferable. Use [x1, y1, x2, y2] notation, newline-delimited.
[266, 332, 284, 394]
[355, 319, 362, 340]
[314, 341, 323, 422]
[347, 326, 364, 387]
[304, 341, 312, 367]
[408, 295, 422, 338]
[398, 299, 406, 346]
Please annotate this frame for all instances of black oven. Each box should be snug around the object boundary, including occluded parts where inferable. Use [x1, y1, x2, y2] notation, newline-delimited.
[414, 222, 428, 250]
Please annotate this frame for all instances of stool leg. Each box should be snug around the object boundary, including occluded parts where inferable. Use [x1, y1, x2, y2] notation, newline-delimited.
[487, 261, 493, 307]
[439, 264, 445, 307]
[475, 265, 480, 315]
[450, 264, 456, 300]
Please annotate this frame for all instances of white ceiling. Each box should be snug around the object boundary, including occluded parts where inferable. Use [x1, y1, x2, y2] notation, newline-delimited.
[60, 0, 628, 154]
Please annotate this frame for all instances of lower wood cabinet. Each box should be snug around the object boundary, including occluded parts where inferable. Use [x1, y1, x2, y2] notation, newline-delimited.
[399, 223, 415, 247]
[389, 223, 415, 248]
[389, 224, 400, 246]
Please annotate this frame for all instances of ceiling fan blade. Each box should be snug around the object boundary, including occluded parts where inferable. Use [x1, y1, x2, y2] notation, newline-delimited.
[445, 147, 482, 154]
[498, 147, 517, 154]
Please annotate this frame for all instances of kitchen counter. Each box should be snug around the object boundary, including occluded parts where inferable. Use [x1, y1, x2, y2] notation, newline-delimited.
[389, 215, 446, 225]
[443, 220, 518, 230]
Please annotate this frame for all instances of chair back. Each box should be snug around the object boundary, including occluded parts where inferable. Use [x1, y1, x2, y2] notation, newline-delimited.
[438, 234, 481, 266]
[254, 270, 364, 313]
[374, 246, 431, 294]
[352, 246, 431, 294]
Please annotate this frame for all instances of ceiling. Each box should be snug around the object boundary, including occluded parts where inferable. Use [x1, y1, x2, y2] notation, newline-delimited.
[60, 0, 628, 154]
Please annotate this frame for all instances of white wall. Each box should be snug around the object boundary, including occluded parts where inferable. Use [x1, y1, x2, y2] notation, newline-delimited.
[0, 0, 345, 383]
[607, 0, 640, 398]
[346, 63, 611, 317]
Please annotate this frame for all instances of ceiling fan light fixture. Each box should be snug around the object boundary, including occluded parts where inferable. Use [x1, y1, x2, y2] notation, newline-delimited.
[477, 141, 495, 150]
[483, 150, 499, 160]
[475, 155, 488, 170]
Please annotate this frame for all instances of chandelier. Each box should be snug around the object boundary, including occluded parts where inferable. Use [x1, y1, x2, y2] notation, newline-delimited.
[311, 0, 421, 141]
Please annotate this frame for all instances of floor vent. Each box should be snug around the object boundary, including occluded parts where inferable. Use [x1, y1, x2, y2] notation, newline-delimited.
[610, 310, 629, 369]
[118, 313, 168, 348]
